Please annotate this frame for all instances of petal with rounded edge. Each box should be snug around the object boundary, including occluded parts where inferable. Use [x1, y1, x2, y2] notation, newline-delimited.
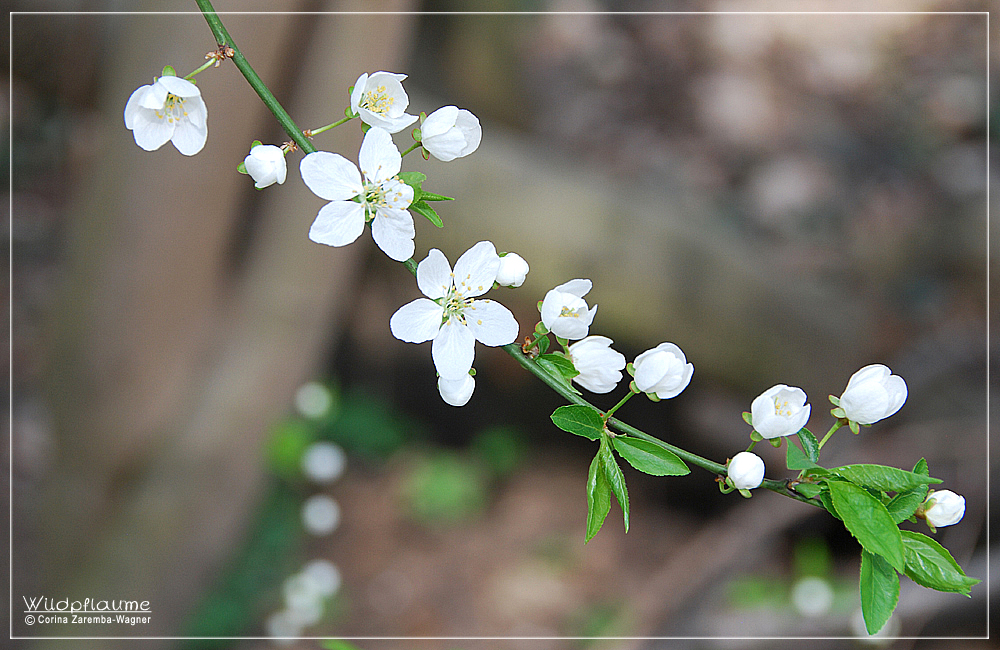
[157, 75, 201, 98]
[358, 127, 401, 182]
[389, 298, 444, 343]
[124, 85, 152, 128]
[417, 248, 453, 300]
[421, 106, 459, 139]
[453, 241, 500, 298]
[129, 110, 174, 151]
[350, 72, 368, 114]
[370, 208, 415, 262]
[432, 317, 476, 380]
[308, 201, 365, 247]
[170, 120, 208, 156]
[138, 82, 168, 110]
[300, 152, 362, 201]
[554, 278, 592, 297]
[465, 299, 519, 346]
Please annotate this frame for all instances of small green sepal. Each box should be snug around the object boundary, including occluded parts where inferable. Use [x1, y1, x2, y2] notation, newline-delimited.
[828, 394, 841, 406]
[768, 437, 783, 448]
[411, 127, 421, 142]
[625, 362, 635, 377]
[738, 488, 753, 498]
[161, 65, 176, 77]
[831, 407, 846, 419]
[742, 411, 754, 426]
[749, 429, 763, 442]
[237, 161, 248, 174]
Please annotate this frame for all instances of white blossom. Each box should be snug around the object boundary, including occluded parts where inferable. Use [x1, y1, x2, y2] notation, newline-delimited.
[438, 373, 475, 407]
[244, 143, 287, 188]
[728, 451, 765, 490]
[390, 241, 519, 385]
[124, 74, 207, 155]
[922, 489, 965, 528]
[496, 252, 529, 288]
[632, 342, 693, 399]
[839, 364, 907, 425]
[300, 127, 415, 261]
[421, 106, 482, 161]
[751, 384, 811, 439]
[350, 71, 418, 133]
[540, 279, 597, 340]
[568, 336, 626, 394]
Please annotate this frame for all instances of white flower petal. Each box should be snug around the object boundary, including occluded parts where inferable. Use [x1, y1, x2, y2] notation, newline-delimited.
[157, 75, 201, 98]
[184, 95, 208, 129]
[124, 84, 151, 128]
[452, 241, 500, 298]
[170, 119, 208, 156]
[554, 278, 592, 297]
[380, 178, 413, 209]
[453, 109, 482, 157]
[358, 127, 401, 182]
[389, 298, 444, 343]
[360, 110, 418, 134]
[421, 106, 459, 139]
[350, 72, 368, 114]
[129, 110, 174, 151]
[438, 374, 475, 407]
[138, 82, 168, 110]
[417, 248, 453, 300]
[432, 316, 476, 380]
[308, 201, 365, 247]
[300, 152, 362, 202]
[370, 207, 415, 262]
[465, 299, 519, 346]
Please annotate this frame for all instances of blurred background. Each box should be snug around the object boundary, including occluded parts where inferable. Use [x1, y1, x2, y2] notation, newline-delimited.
[7, 1, 994, 649]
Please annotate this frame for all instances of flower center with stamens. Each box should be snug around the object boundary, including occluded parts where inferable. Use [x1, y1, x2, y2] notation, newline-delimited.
[155, 93, 188, 124]
[442, 287, 473, 325]
[359, 85, 395, 116]
[773, 397, 792, 417]
[559, 305, 582, 318]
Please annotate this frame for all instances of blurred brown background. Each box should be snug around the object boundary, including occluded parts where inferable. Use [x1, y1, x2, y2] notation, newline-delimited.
[7, 2, 994, 649]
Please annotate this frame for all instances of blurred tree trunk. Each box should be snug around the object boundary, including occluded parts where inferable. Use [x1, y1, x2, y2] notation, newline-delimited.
[31, 3, 416, 644]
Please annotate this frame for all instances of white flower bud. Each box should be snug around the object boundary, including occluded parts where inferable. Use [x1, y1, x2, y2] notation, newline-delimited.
[922, 489, 965, 528]
[728, 451, 765, 490]
[420, 106, 482, 161]
[496, 252, 529, 287]
[438, 373, 475, 407]
[244, 143, 287, 188]
[750, 384, 811, 438]
[839, 364, 907, 425]
[632, 342, 694, 399]
[567, 335, 626, 393]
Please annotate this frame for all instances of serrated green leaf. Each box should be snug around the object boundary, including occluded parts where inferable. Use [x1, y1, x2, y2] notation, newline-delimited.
[586, 450, 611, 542]
[612, 437, 690, 476]
[901, 530, 980, 596]
[796, 428, 821, 463]
[831, 464, 942, 493]
[860, 550, 899, 635]
[912, 457, 929, 476]
[885, 484, 929, 524]
[786, 440, 822, 470]
[791, 482, 824, 499]
[600, 436, 629, 533]
[410, 200, 443, 227]
[819, 488, 840, 520]
[550, 404, 603, 440]
[828, 480, 905, 572]
[536, 353, 580, 394]
[419, 190, 454, 201]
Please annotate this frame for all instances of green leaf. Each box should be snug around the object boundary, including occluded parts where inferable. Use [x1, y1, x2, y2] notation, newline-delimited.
[819, 488, 840, 520]
[796, 428, 820, 463]
[410, 200, 444, 228]
[831, 464, 942, 493]
[419, 190, 454, 201]
[786, 440, 822, 470]
[397, 171, 426, 186]
[791, 482, 824, 499]
[900, 530, 980, 596]
[535, 336, 550, 355]
[600, 436, 629, 533]
[611, 437, 690, 476]
[828, 480, 905, 572]
[860, 550, 899, 635]
[912, 457, 929, 476]
[885, 484, 929, 524]
[536, 353, 580, 393]
[550, 404, 603, 441]
[585, 450, 611, 542]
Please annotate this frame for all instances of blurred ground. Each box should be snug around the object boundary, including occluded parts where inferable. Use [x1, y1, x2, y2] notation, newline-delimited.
[7, 2, 993, 648]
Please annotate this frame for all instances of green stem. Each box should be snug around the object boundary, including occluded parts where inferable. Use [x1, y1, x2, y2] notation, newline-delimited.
[817, 420, 845, 450]
[195, 0, 315, 154]
[746, 439, 759, 453]
[401, 141, 422, 157]
[602, 389, 635, 422]
[184, 57, 217, 80]
[308, 115, 355, 137]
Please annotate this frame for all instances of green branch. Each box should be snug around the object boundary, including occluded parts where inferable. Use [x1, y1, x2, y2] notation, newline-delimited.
[195, 0, 315, 154]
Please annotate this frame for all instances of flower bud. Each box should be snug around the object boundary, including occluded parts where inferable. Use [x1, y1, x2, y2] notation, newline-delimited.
[728, 451, 765, 490]
[750, 384, 811, 438]
[244, 144, 287, 189]
[420, 105, 482, 161]
[438, 373, 475, 407]
[567, 335, 626, 393]
[496, 252, 529, 287]
[921, 489, 965, 528]
[839, 364, 907, 425]
[632, 342, 694, 400]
